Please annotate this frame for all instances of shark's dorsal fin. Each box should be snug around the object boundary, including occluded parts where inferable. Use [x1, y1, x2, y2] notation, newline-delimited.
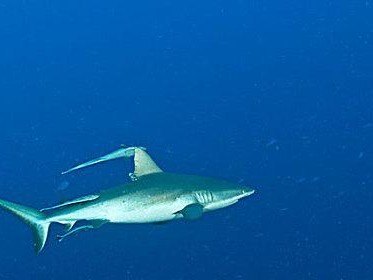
[133, 148, 163, 178]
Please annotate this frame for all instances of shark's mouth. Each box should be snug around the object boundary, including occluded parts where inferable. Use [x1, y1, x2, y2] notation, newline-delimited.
[203, 199, 239, 211]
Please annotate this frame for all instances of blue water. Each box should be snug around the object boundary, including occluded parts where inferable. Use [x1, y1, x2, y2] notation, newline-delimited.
[0, 1, 372, 279]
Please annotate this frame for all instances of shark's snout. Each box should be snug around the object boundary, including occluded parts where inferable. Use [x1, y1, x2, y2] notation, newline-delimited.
[201, 186, 255, 211]
[236, 187, 255, 199]
[242, 188, 255, 196]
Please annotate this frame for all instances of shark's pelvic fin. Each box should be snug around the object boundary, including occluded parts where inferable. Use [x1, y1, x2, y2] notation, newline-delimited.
[40, 194, 100, 212]
[0, 198, 50, 254]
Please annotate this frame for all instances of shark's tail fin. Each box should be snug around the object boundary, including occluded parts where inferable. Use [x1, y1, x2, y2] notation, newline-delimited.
[0, 198, 50, 254]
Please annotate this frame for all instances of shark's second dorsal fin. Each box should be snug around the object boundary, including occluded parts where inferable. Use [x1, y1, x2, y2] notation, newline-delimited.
[133, 148, 163, 178]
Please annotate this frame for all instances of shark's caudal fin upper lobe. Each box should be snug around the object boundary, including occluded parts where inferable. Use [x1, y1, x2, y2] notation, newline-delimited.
[0, 198, 50, 254]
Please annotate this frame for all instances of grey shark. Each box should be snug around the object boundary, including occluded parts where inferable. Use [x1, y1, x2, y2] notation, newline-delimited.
[0, 146, 255, 253]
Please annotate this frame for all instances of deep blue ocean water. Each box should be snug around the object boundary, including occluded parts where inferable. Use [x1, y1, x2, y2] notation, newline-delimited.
[0, 1, 372, 279]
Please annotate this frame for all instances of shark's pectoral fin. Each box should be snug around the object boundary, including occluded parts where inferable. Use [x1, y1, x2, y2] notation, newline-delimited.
[175, 203, 204, 220]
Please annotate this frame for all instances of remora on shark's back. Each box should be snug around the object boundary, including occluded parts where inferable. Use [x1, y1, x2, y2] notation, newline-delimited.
[0, 146, 255, 253]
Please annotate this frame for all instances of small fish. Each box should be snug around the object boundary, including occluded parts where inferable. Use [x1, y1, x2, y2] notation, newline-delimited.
[61, 146, 146, 174]
[296, 177, 306, 183]
[266, 138, 278, 147]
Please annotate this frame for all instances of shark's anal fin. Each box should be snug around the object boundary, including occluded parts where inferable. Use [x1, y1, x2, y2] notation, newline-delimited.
[175, 203, 204, 220]
[64, 221, 76, 232]
[133, 148, 163, 178]
[40, 195, 100, 212]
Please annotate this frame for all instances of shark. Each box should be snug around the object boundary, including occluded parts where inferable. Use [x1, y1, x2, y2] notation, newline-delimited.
[0, 146, 255, 253]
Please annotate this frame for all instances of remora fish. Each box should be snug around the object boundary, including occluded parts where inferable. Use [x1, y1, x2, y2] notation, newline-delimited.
[0, 146, 255, 253]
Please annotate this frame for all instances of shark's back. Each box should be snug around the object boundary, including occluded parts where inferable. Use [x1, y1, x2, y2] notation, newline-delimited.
[98, 172, 237, 199]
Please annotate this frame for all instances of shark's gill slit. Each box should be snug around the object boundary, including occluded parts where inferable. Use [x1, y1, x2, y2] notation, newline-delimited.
[195, 191, 215, 204]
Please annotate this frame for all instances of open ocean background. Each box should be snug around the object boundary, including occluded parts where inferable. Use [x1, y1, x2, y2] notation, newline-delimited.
[0, 1, 372, 279]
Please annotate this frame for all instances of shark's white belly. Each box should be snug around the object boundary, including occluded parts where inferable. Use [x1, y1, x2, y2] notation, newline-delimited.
[105, 198, 187, 223]
[53, 196, 189, 224]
